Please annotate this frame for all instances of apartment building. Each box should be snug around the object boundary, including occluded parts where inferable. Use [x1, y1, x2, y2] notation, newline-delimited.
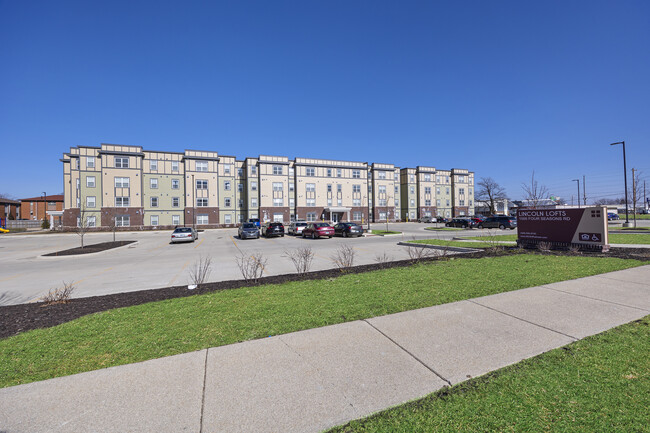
[61, 143, 473, 228]
[20, 195, 64, 221]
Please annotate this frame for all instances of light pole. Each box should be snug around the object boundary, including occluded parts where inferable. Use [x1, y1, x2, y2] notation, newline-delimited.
[42, 191, 46, 221]
[571, 180, 580, 208]
[610, 141, 630, 226]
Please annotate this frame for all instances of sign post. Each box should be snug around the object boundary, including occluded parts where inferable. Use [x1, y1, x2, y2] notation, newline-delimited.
[517, 206, 609, 251]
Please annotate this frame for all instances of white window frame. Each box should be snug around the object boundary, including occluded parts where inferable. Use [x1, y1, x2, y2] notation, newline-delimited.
[86, 176, 96, 188]
[116, 197, 130, 207]
[115, 177, 130, 188]
[196, 180, 208, 189]
[172, 197, 180, 207]
[172, 179, 180, 189]
[197, 198, 208, 207]
[196, 161, 208, 172]
[87, 216, 96, 227]
[225, 197, 231, 207]
[87, 157, 95, 169]
[171, 161, 179, 171]
[150, 160, 158, 171]
[115, 157, 129, 168]
[116, 215, 130, 227]
[272, 165, 283, 175]
[150, 178, 158, 189]
[224, 214, 232, 224]
[86, 196, 96, 208]
[306, 167, 315, 177]
[196, 214, 209, 225]
[172, 215, 180, 225]
[150, 197, 158, 207]
[150, 215, 159, 226]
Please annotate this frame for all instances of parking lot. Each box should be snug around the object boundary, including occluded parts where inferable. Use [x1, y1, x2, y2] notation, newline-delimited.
[0, 223, 499, 306]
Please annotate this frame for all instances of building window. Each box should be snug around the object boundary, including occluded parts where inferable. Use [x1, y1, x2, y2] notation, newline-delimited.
[337, 198, 342, 206]
[116, 215, 130, 227]
[238, 214, 245, 223]
[289, 183, 294, 192]
[196, 161, 208, 172]
[115, 157, 129, 168]
[86, 196, 96, 208]
[353, 185, 361, 193]
[150, 197, 158, 207]
[150, 160, 158, 171]
[410, 175, 415, 183]
[251, 198, 258, 207]
[225, 214, 232, 224]
[306, 198, 316, 207]
[326, 184, 332, 193]
[446, 199, 450, 206]
[353, 199, 361, 206]
[327, 198, 332, 206]
[395, 199, 399, 206]
[273, 198, 284, 207]
[225, 198, 231, 207]
[306, 183, 315, 193]
[86, 176, 96, 188]
[238, 183, 243, 192]
[394, 172, 399, 181]
[446, 187, 450, 195]
[337, 169, 342, 177]
[238, 199, 244, 207]
[352, 169, 361, 179]
[251, 181, 258, 191]
[197, 198, 208, 207]
[437, 199, 441, 207]
[172, 197, 180, 207]
[289, 167, 294, 176]
[150, 178, 158, 189]
[379, 199, 387, 206]
[289, 198, 295, 207]
[224, 181, 231, 191]
[237, 168, 244, 177]
[172, 179, 180, 189]
[151, 215, 159, 226]
[115, 177, 130, 188]
[337, 184, 342, 192]
[273, 165, 283, 175]
[251, 165, 257, 175]
[424, 174, 431, 182]
[425, 187, 431, 195]
[410, 199, 415, 206]
[172, 161, 179, 171]
[410, 186, 415, 194]
[326, 168, 332, 177]
[353, 211, 362, 220]
[76, 159, 80, 169]
[116, 197, 130, 207]
[425, 199, 431, 206]
[459, 188, 465, 195]
[436, 187, 441, 195]
[459, 200, 465, 206]
[272, 182, 283, 191]
[197, 214, 209, 225]
[306, 212, 316, 221]
[172, 215, 180, 225]
[87, 157, 95, 169]
[378, 171, 386, 180]
[379, 211, 387, 220]
[395, 186, 399, 194]
[306, 167, 315, 177]
[196, 180, 208, 189]
[224, 164, 231, 175]
[87, 216, 96, 227]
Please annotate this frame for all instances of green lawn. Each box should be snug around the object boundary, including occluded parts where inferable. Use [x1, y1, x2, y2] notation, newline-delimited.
[328, 315, 650, 432]
[409, 239, 516, 248]
[424, 227, 464, 231]
[0, 255, 642, 389]
[467, 233, 650, 244]
[370, 230, 402, 235]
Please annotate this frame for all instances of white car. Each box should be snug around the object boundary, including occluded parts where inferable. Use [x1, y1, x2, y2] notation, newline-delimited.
[288, 221, 308, 236]
[171, 227, 198, 243]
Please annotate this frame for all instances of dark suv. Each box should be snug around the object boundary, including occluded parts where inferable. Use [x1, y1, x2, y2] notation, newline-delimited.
[477, 216, 517, 230]
[261, 221, 285, 238]
[445, 218, 476, 229]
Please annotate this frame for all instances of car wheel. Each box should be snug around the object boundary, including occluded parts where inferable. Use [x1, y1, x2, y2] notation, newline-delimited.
[462, 225, 467, 229]
[312, 232, 316, 239]
[478, 224, 483, 229]
[343, 231, 347, 238]
[281, 233, 284, 237]
[499, 224, 505, 230]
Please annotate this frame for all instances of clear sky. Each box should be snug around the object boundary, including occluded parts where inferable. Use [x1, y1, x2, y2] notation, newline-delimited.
[1, 1, 649, 202]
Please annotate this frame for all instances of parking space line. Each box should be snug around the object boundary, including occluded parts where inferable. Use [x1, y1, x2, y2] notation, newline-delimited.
[193, 238, 205, 249]
[168, 261, 190, 286]
[0, 273, 23, 283]
[147, 242, 170, 252]
[26, 267, 114, 303]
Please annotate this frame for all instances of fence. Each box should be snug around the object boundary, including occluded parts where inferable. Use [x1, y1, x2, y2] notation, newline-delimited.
[7, 220, 43, 229]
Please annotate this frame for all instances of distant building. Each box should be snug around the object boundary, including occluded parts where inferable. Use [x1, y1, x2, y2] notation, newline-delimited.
[19, 195, 63, 222]
[1, 197, 20, 220]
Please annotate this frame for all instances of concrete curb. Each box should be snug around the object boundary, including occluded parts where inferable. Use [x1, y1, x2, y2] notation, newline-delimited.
[397, 241, 482, 253]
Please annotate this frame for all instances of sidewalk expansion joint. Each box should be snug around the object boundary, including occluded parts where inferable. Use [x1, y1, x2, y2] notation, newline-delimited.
[467, 300, 578, 341]
[540, 285, 650, 312]
[362, 319, 452, 387]
[199, 349, 209, 433]
[596, 275, 650, 287]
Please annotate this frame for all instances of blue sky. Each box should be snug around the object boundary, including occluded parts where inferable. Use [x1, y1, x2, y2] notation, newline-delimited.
[1, 1, 649, 202]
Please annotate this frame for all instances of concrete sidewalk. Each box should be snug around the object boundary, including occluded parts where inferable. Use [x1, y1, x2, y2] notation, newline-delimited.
[1, 266, 649, 433]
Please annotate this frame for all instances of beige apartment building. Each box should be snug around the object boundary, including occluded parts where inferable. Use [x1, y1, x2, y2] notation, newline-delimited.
[61, 143, 473, 228]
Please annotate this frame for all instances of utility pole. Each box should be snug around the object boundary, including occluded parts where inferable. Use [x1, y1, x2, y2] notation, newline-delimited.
[583, 175, 586, 206]
[632, 168, 637, 227]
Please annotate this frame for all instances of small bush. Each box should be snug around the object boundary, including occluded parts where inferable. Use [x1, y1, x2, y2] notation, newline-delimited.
[284, 247, 314, 275]
[538, 241, 552, 252]
[40, 282, 75, 305]
[189, 256, 212, 285]
[236, 252, 267, 283]
[41, 218, 50, 230]
[331, 244, 355, 271]
[374, 251, 392, 265]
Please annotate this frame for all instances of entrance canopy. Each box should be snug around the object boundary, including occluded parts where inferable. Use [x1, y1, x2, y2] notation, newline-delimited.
[324, 207, 351, 223]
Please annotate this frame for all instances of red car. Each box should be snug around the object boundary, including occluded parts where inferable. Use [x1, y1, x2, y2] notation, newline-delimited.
[302, 222, 335, 239]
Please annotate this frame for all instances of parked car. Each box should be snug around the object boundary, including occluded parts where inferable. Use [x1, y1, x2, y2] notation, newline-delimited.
[477, 216, 517, 230]
[248, 218, 261, 228]
[238, 222, 260, 239]
[261, 221, 285, 238]
[607, 213, 620, 221]
[418, 216, 436, 223]
[437, 217, 450, 224]
[445, 218, 476, 229]
[333, 222, 364, 237]
[470, 217, 484, 225]
[287, 221, 308, 236]
[302, 222, 335, 239]
[170, 227, 198, 243]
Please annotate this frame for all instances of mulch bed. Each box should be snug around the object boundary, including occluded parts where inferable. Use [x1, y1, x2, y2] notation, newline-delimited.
[42, 241, 137, 256]
[1, 247, 648, 340]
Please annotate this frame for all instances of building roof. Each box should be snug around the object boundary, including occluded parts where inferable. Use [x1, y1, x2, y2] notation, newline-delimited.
[0, 197, 20, 205]
[21, 195, 64, 202]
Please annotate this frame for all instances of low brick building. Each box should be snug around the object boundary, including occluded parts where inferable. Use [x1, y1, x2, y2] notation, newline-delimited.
[20, 195, 64, 222]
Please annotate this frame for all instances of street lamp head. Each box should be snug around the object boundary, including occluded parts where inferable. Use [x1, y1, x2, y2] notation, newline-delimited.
[610, 141, 624, 146]
[572, 179, 579, 182]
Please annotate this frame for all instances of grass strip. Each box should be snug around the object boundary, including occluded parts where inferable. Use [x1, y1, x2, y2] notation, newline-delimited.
[465, 233, 650, 245]
[328, 315, 650, 432]
[424, 227, 464, 231]
[0, 254, 641, 388]
[408, 239, 516, 248]
[370, 230, 402, 235]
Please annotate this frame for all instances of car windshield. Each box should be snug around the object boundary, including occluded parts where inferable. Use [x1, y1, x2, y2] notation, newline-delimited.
[242, 223, 256, 228]
[314, 223, 330, 227]
[173, 228, 191, 233]
[295, 222, 307, 227]
[270, 222, 283, 226]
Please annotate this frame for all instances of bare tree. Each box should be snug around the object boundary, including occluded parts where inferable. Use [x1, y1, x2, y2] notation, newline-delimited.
[475, 177, 508, 215]
[235, 252, 267, 283]
[77, 205, 92, 248]
[521, 171, 549, 208]
[330, 244, 355, 271]
[188, 256, 212, 285]
[629, 169, 643, 228]
[104, 208, 119, 242]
